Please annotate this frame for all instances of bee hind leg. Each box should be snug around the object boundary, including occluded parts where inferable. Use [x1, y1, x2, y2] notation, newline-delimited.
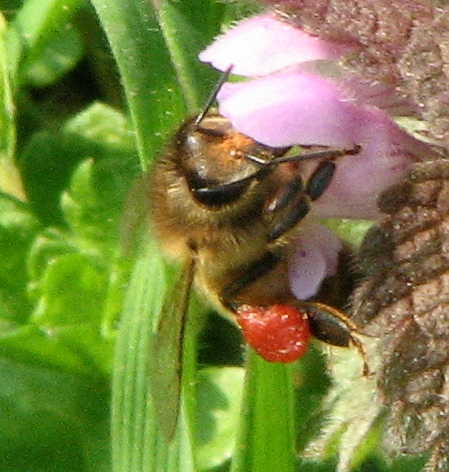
[306, 302, 370, 376]
[220, 251, 282, 311]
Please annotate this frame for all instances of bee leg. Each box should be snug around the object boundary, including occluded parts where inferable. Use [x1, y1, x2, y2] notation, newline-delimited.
[267, 161, 337, 242]
[305, 161, 336, 201]
[267, 178, 310, 241]
[306, 302, 370, 376]
[220, 252, 281, 311]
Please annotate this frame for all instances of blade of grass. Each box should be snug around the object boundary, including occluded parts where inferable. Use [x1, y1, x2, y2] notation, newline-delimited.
[111, 238, 164, 472]
[154, 3, 205, 114]
[231, 349, 297, 472]
[90, 1, 232, 470]
[90, 0, 187, 166]
[112, 237, 197, 472]
[90, 0, 223, 168]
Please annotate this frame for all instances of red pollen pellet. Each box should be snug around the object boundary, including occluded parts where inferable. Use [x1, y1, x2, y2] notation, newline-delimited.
[236, 304, 311, 363]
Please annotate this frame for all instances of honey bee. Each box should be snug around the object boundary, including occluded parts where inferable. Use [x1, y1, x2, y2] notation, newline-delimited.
[147, 71, 365, 440]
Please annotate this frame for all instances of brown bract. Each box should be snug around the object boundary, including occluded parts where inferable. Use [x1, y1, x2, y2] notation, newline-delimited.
[276, 0, 449, 147]
[352, 159, 449, 470]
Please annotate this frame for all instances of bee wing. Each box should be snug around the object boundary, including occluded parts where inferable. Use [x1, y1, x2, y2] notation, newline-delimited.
[150, 259, 195, 442]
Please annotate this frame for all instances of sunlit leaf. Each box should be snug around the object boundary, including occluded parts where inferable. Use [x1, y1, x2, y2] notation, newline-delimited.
[231, 350, 296, 472]
[196, 366, 245, 470]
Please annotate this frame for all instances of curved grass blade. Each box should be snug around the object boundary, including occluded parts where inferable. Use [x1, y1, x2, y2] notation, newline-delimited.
[112, 236, 197, 472]
[231, 350, 296, 472]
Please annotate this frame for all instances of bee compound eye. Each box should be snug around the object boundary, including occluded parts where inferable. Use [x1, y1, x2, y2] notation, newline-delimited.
[196, 123, 227, 138]
[192, 177, 253, 207]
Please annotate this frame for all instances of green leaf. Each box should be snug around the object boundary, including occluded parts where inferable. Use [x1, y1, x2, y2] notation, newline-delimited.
[0, 322, 101, 373]
[23, 25, 84, 87]
[27, 227, 77, 283]
[8, 0, 85, 82]
[21, 103, 138, 225]
[323, 219, 372, 247]
[0, 356, 109, 472]
[63, 102, 137, 156]
[7, 105, 135, 375]
[231, 351, 296, 472]
[0, 194, 39, 323]
[61, 159, 120, 252]
[196, 366, 245, 470]
[30, 252, 107, 326]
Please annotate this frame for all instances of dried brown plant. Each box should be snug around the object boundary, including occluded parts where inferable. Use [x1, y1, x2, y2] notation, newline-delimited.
[352, 159, 449, 470]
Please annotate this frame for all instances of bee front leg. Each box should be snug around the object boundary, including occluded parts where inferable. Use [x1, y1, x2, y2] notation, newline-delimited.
[267, 161, 336, 242]
[267, 177, 310, 241]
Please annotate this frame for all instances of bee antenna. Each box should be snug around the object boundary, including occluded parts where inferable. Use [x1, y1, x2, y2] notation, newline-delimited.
[194, 65, 233, 127]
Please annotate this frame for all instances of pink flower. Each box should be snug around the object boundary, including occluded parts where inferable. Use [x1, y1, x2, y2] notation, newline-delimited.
[288, 223, 342, 301]
[200, 13, 440, 300]
[199, 14, 355, 77]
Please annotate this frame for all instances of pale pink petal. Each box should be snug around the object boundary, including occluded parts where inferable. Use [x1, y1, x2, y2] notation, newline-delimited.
[199, 11, 440, 221]
[289, 224, 342, 300]
[311, 107, 442, 219]
[218, 69, 440, 219]
[199, 14, 356, 77]
[217, 70, 358, 147]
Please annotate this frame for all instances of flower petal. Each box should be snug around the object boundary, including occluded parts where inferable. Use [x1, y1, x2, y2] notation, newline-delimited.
[217, 70, 358, 147]
[311, 107, 441, 219]
[199, 13, 355, 77]
[201, 11, 441, 221]
[289, 224, 342, 300]
[217, 68, 441, 219]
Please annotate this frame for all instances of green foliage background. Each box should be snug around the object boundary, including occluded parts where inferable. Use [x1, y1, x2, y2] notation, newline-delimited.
[0, 0, 428, 471]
